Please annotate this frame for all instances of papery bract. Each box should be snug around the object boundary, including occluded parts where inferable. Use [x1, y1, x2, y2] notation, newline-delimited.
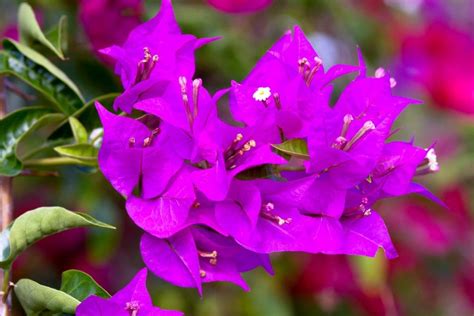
[100, 0, 216, 113]
[96, 102, 183, 198]
[126, 167, 196, 238]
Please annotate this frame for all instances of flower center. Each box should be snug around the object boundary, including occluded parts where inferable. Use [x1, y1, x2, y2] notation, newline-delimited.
[253, 87, 272, 107]
[298, 56, 323, 86]
[125, 300, 141, 316]
[224, 133, 256, 170]
[134, 47, 159, 85]
[260, 202, 292, 226]
[332, 114, 375, 151]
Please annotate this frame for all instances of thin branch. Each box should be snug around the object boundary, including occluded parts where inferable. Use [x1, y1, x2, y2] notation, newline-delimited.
[0, 76, 12, 316]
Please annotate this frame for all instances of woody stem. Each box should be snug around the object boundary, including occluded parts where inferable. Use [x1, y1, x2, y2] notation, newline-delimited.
[0, 76, 12, 316]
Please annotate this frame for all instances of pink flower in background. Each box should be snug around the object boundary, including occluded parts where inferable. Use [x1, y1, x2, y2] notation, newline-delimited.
[79, 0, 143, 60]
[400, 22, 474, 115]
[206, 0, 272, 13]
[1, 24, 18, 40]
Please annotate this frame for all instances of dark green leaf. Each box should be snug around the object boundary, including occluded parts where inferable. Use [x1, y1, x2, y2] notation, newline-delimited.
[236, 165, 281, 180]
[60, 270, 110, 301]
[18, 3, 66, 59]
[0, 107, 64, 176]
[54, 144, 98, 165]
[68, 117, 88, 144]
[272, 139, 309, 159]
[15, 279, 79, 316]
[0, 206, 115, 269]
[0, 39, 84, 115]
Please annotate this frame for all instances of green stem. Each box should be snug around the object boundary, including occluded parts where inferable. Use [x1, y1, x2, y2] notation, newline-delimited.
[1, 270, 9, 304]
[23, 157, 87, 167]
[71, 92, 120, 118]
[54, 92, 121, 132]
[20, 139, 70, 161]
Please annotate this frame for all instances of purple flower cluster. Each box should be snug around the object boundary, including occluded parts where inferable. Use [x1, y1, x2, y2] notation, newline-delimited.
[96, 0, 440, 294]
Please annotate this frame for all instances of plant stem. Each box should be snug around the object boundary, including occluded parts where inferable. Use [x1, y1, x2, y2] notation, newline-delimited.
[23, 157, 91, 167]
[1, 270, 9, 304]
[0, 76, 12, 316]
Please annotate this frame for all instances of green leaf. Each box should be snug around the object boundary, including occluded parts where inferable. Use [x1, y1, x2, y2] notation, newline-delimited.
[45, 16, 68, 57]
[14, 279, 79, 316]
[0, 206, 115, 269]
[0, 39, 84, 115]
[54, 144, 98, 165]
[0, 107, 64, 176]
[271, 138, 309, 159]
[68, 117, 88, 144]
[18, 3, 66, 59]
[60, 270, 110, 301]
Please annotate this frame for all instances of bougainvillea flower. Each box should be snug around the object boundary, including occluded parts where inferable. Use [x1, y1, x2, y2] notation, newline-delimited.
[229, 26, 358, 137]
[214, 179, 344, 253]
[141, 227, 273, 294]
[100, 0, 217, 113]
[206, 0, 272, 13]
[306, 71, 419, 189]
[342, 141, 430, 211]
[368, 141, 429, 196]
[96, 102, 183, 198]
[76, 268, 183, 316]
[79, 0, 143, 63]
[400, 22, 474, 115]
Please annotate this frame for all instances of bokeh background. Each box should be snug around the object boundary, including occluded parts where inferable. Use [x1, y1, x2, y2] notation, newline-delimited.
[0, 0, 473, 315]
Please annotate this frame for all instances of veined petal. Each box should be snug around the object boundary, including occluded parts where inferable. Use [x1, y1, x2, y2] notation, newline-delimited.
[141, 230, 203, 294]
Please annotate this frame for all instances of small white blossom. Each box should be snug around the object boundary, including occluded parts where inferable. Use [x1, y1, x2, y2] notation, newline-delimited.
[375, 67, 386, 78]
[253, 87, 271, 102]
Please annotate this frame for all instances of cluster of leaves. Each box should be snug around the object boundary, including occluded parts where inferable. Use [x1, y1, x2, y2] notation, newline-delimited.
[0, 4, 116, 315]
[0, 4, 114, 177]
